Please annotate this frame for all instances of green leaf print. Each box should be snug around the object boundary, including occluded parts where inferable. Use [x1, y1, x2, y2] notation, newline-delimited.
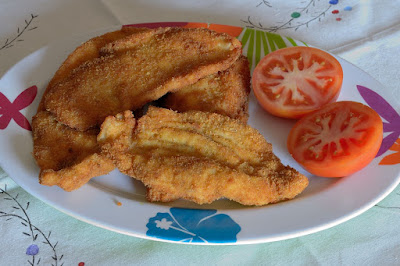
[238, 28, 307, 70]
[266, 32, 287, 52]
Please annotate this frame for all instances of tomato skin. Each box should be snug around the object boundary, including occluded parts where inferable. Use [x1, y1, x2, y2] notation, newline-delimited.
[252, 46, 343, 119]
[287, 101, 383, 177]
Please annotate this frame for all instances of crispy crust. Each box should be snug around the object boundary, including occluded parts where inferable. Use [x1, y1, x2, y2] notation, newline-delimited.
[32, 29, 146, 191]
[162, 55, 251, 123]
[44, 27, 242, 131]
[38, 27, 149, 112]
[32, 111, 114, 191]
[33, 27, 242, 191]
[98, 107, 308, 206]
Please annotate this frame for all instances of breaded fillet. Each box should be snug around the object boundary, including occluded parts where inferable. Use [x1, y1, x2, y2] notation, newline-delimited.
[162, 55, 251, 122]
[44, 27, 242, 131]
[32, 111, 115, 191]
[98, 107, 308, 206]
[33, 27, 241, 191]
[38, 27, 150, 111]
[32, 29, 148, 191]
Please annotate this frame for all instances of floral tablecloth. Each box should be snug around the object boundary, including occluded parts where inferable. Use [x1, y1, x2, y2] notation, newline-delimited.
[1, 0, 400, 264]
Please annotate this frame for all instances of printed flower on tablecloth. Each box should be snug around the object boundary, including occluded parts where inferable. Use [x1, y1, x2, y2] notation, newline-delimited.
[357, 85, 400, 165]
[244, 0, 354, 34]
[146, 207, 241, 243]
[26, 244, 39, 255]
[0, 85, 37, 131]
[0, 186, 63, 265]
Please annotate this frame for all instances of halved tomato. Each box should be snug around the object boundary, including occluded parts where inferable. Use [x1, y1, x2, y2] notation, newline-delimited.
[287, 101, 383, 177]
[252, 46, 343, 119]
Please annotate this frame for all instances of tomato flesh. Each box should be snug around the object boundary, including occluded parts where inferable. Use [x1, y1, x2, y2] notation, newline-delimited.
[287, 101, 383, 177]
[252, 46, 343, 119]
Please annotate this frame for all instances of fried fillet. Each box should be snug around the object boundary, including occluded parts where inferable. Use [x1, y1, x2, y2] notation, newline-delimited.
[44, 27, 242, 131]
[38, 27, 150, 111]
[33, 28, 149, 191]
[32, 111, 115, 191]
[98, 107, 308, 206]
[33, 27, 241, 191]
[162, 55, 251, 122]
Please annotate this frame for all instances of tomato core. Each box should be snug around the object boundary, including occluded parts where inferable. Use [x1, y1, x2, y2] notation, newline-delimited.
[252, 47, 343, 119]
[287, 101, 383, 177]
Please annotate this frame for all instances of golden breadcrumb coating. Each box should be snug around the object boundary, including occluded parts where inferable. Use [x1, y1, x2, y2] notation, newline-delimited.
[32, 111, 114, 191]
[162, 55, 251, 122]
[44, 27, 242, 131]
[33, 27, 241, 191]
[38, 27, 149, 111]
[98, 107, 308, 206]
[32, 29, 147, 191]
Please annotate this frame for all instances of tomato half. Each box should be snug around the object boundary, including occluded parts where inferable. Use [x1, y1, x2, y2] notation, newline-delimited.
[287, 101, 383, 177]
[252, 46, 343, 119]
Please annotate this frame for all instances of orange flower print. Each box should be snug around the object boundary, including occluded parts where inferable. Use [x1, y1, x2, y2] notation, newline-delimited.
[380, 138, 400, 165]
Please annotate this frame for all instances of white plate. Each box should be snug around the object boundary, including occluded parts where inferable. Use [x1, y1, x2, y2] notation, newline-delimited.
[1, 23, 400, 245]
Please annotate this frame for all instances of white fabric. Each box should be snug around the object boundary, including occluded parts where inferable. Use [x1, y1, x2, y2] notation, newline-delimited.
[102, 0, 400, 50]
[0, 0, 120, 77]
[1, 0, 400, 264]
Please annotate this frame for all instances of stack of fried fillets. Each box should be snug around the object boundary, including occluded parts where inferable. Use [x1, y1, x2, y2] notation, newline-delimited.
[32, 27, 308, 206]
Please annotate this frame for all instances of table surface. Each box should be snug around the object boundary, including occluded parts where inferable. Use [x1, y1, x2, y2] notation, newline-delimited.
[1, 0, 400, 265]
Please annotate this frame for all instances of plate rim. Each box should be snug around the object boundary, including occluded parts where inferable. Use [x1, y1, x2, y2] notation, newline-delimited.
[1, 22, 399, 245]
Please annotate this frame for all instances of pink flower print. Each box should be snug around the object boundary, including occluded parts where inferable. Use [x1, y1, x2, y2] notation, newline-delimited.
[0, 85, 37, 131]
